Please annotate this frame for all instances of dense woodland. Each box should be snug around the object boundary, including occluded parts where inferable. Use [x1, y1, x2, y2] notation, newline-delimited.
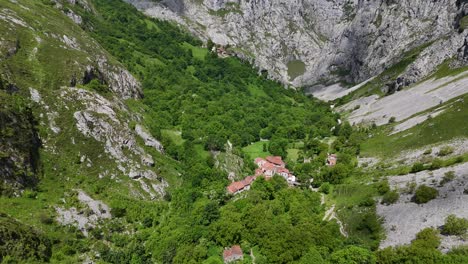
[2, 0, 468, 263]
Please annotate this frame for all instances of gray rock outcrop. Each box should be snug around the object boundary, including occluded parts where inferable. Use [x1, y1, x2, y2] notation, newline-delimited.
[126, 0, 468, 89]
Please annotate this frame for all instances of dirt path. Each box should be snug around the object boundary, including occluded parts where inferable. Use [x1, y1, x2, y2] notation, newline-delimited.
[323, 204, 348, 237]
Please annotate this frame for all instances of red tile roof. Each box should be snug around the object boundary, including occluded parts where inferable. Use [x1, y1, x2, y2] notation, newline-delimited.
[223, 245, 243, 261]
[255, 157, 266, 164]
[255, 168, 263, 176]
[327, 154, 337, 166]
[226, 184, 238, 194]
[231, 245, 242, 256]
[227, 176, 257, 194]
[266, 156, 285, 166]
[277, 168, 290, 174]
[263, 162, 276, 171]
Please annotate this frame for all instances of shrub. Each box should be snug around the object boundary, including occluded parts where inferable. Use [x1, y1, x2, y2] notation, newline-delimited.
[438, 146, 454, 156]
[423, 149, 432, 155]
[413, 185, 438, 204]
[388, 117, 396, 123]
[439, 171, 455, 186]
[381, 190, 399, 205]
[429, 158, 443, 170]
[377, 181, 390, 195]
[23, 190, 37, 199]
[111, 207, 127, 218]
[360, 196, 376, 207]
[455, 156, 465, 163]
[410, 162, 425, 173]
[39, 213, 54, 225]
[405, 181, 417, 194]
[319, 182, 331, 194]
[330, 246, 376, 264]
[412, 228, 441, 249]
[442, 214, 468, 236]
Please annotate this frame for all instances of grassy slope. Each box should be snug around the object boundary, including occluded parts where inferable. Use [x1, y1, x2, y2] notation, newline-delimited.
[243, 141, 271, 159]
[361, 93, 468, 158]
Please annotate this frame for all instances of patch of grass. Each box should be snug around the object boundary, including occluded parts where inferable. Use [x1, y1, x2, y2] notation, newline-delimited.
[194, 144, 210, 160]
[287, 148, 300, 162]
[161, 129, 185, 146]
[433, 59, 468, 79]
[242, 141, 271, 160]
[181, 42, 208, 60]
[247, 84, 268, 98]
[333, 183, 377, 208]
[460, 15, 468, 30]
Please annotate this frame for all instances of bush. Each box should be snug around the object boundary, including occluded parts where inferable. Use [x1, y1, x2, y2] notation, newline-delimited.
[429, 158, 443, 170]
[412, 228, 441, 249]
[377, 181, 390, 195]
[330, 246, 376, 264]
[439, 171, 455, 186]
[388, 117, 396, 123]
[39, 213, 53, 225]
[438, 146, 454, 156]
[413, 185, 438, 204]
[111, 207, 127, 218]
[405, 181, 417, 194]
[23, 190, 37, 199]
[410, 162, 425, 173]
[360, 196, 376, 207]
[423, 149, 432, 155]
[381, 190, 399, 205]
[442, 214, 468, 236]
[319, 182, 331, 194]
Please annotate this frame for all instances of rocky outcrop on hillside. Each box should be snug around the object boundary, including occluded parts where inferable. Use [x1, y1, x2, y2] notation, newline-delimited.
[55, 190, 111, 236]
[127, 0, 468, 89]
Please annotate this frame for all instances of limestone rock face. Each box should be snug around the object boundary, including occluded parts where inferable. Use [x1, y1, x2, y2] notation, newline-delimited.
[126, 0, 467, 88]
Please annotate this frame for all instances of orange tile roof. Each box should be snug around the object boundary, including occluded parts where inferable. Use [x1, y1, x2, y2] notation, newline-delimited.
[255, 168, 263, 176]
[266, 156, 285, 166]
[223, 245, 243, 260]
[255, 157, 266, 163]
[263, 162, 276, 171]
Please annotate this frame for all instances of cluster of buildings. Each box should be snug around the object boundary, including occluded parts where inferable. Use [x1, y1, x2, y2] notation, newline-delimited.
[211, 45, 231, 58]
[226, 156, 296, 195]
[255, 156, 296, 183]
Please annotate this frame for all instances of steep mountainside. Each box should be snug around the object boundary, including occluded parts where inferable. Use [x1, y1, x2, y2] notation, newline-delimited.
[1, 0, 468, 263]
[0, 0, 167, 199]
[127, 0, 468, 89]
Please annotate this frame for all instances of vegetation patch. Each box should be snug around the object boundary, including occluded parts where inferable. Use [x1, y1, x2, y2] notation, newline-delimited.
[413, 185, 438, 204]
[442, 214, 468, 237]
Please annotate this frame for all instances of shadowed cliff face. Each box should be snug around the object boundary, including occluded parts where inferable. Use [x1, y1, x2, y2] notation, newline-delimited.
[0, 88, 41, 196]
[126, 0, 468, 88]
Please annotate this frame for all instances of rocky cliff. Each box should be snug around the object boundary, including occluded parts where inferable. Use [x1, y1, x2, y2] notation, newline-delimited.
[127, 0, 468, 90]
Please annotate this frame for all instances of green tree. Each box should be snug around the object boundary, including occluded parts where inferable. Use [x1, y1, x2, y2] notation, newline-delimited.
[330, 246, 376, 264]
